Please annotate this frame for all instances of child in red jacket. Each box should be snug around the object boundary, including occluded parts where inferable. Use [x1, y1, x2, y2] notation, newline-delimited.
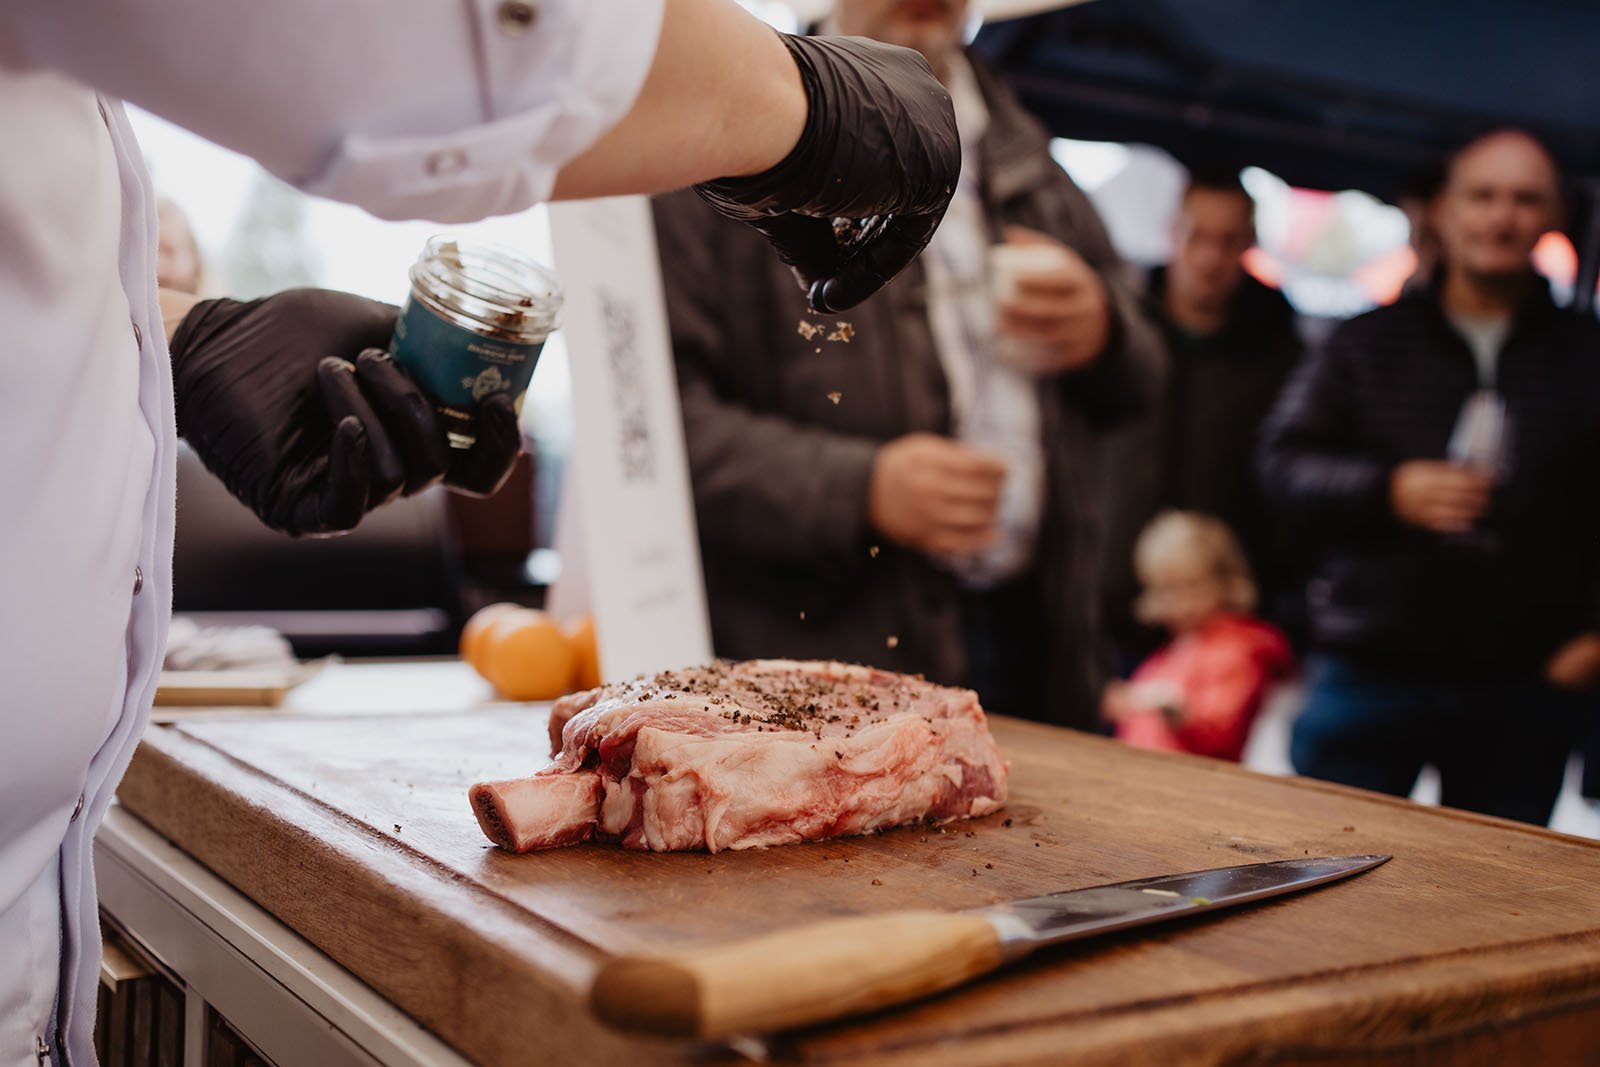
[1102, 511, 1293, 761]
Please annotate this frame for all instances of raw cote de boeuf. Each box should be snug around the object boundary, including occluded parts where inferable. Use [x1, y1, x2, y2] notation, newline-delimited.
[470, 660, 1009, 853]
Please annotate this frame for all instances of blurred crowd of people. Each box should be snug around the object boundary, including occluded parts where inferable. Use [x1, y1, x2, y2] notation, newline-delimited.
[151, 0, 1600, 831]
[649, 0, 1600, 828]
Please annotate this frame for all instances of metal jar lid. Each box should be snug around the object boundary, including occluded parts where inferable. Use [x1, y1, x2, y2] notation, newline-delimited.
[408, 236, 562, 344]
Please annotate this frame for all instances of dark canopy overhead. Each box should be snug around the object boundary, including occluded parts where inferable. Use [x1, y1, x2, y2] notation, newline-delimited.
[973, 0, 1600, 203]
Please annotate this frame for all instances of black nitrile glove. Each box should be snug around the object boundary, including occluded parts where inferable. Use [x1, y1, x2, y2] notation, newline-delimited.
[170, 288, 522, 537]
[351, 351, 524, 500]
[695, 34, 959, 313]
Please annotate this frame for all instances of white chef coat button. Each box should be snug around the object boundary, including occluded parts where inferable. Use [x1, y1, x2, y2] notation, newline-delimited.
[496, 0, 538, 35]
[133, 565, 144, 596]
[424, 148, 468, 177]
[72, 793, 85, 821]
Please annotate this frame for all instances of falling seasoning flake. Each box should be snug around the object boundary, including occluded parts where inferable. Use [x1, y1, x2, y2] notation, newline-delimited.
[797, 320, 825, 341]
[868, 545, 880, 558]
[826, 321, 855, 343]
[799, 610, 807, 621]
[827, 391, 842, 405]
[886, 635, 900, 649]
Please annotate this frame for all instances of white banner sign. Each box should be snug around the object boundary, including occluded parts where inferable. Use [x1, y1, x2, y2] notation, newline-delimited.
[546, 197, 712, 682]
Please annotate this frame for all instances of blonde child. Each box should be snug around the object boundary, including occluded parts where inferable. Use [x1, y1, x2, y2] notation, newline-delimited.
[1102, 511, 1293, 760]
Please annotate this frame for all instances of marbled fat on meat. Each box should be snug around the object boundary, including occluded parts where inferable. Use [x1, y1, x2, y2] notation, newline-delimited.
[469, 660, 1009, 853]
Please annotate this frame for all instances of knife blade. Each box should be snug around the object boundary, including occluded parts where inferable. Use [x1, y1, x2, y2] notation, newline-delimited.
[590, 854, 1389, 1039]
[981, 854, 1389, 959]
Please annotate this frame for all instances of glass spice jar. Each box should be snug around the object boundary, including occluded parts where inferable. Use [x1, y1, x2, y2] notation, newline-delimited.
[388, 236, 562, 449]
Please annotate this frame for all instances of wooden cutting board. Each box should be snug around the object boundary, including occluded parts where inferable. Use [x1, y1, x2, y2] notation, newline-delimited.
[115, 708, 1600, 1067]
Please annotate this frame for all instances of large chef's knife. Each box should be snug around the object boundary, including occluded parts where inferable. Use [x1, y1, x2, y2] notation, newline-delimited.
[591, 854, 1389, 1038]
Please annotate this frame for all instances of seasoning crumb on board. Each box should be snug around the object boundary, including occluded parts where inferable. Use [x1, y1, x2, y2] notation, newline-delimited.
[1003, 818, 1013, 827]
[971, 868, 979, 877]
[393, 824, 402, 833]
[985, 863, 994, 869]
[871, 878, 883, 886]
[1343, 825, 1356, 832]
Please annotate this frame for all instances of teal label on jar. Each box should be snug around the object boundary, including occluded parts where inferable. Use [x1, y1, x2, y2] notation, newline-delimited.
[388, 294, 546, 410]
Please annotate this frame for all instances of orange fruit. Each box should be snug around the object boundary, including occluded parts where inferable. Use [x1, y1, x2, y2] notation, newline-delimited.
[565, 614, 601, 692]
[460, 602, 521, 677]
[484, 609, 578, 701]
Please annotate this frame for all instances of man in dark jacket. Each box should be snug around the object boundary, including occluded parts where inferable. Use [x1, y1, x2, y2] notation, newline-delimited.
[1102, 172, 1303, 660]
[651, 0, 1162, 730]
[1259, 129, 1600, 825]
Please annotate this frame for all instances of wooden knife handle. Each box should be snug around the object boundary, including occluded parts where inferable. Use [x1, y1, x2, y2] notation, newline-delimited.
[589, 910, 1003, 1039]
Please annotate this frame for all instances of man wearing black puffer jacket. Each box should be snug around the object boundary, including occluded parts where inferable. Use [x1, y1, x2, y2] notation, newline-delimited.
[1259, 129, 1600, 826]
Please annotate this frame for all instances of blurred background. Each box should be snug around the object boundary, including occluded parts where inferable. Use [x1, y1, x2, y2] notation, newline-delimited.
[146, 0, 1600, 627]
[149, 0, 1600, 831]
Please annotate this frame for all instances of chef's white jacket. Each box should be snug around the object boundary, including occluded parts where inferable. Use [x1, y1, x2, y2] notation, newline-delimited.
[0, 4, 663, 1063]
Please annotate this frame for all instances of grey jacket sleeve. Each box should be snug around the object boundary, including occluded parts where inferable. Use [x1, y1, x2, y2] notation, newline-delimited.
[1257, 330, 1395, 542]
[655, 194, 881, 564]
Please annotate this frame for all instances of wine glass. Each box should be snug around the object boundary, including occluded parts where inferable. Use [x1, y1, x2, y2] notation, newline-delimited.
[1445, 389, 1509, 549]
